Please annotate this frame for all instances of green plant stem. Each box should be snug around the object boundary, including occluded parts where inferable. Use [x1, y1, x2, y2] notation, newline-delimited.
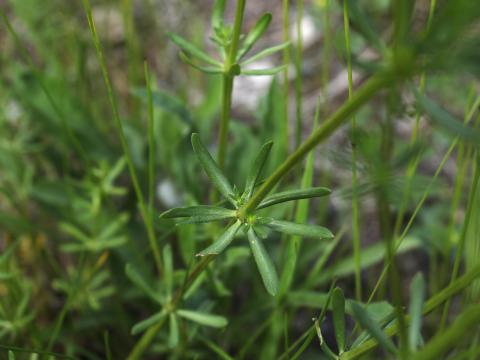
[278, 99, 321, 298]
[238, 73, 393, 218]
[82, 0, 163, 274]
[393, 0, 437, 238]
[145, 62, 155, 219]
[126, 319, 166, 360]
[440, 152, 480, 328]
[343, 0, 362, 302]
[217, 0, 246, 169]
[282, 0, 291, 156]
[218, 74, 234, 169]
[294, 0, 304, 148]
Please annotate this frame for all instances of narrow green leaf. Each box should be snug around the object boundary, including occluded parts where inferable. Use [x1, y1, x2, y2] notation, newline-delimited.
[163, 245, 173, 297]
[241, 42, 291, 66]
[244, 141, 273, 198]
[131, 310, 166, 335]
[177, 309, 228, 328]
[350, 302, 397, 355]
[211, 0, 226, 30]
[191, 133, 235, 203]
[408, 272, 425, 351]
[241, 65, 287, 76]
[8, 351, 14, 360]
[260, 218, 334, 239]
[197, 220, 242, 256]
[169, 314, 179, 347]
[160, 206, 236, 221]
[332, 287, 346, 354]
[168, 33, 221, 66]
[179, 51, 224, 74]
[413, 88, 480, 143]
[248, 227, 279, 296]
[237, 13, 272, 61]
[257, 187, 331, 209]
[125, 264, 160, 303]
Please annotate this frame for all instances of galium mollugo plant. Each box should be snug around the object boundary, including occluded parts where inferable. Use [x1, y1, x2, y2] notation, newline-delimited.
[160, 133, 333, 296]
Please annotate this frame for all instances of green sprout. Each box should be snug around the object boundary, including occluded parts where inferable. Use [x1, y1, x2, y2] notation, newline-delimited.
[160, 134, 333, 296]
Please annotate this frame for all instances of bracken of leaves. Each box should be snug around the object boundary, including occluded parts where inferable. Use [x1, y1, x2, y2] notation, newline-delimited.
[160, 133, 333, 296]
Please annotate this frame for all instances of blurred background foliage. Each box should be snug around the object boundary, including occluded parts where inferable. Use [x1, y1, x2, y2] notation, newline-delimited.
[0, 0, 479, 359]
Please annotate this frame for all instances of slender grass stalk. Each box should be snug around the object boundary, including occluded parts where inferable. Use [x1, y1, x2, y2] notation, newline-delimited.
[393, 0, 437, 238]
[278, 98, 321, 298]
[294, 0, 303, 148]
[343, 0, 362, 302]
[440, 151, 480, 328]
[321, 0, 331, 115]
[217, 0, 246, 169]
[144, 62, 155, 218]
[82, 0, 162, 274]
[282, 0, 291, 155]
[238, 73, 393, 219]
[317, 0, 331, 223]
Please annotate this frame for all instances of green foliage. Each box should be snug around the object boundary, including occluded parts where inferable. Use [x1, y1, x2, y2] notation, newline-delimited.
[161, 134, 333, 295]
[0, 0, 479, 359]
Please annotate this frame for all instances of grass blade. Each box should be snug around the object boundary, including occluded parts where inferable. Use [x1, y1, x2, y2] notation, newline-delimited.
[248, 227, 279, 296]
[257, 187, 331, 209]
[197, 220, 242, 256]
[350, 302, 397, 356]
[236, 13, 272, 61]
[244, 141, 273, 198]
[259, 218, 333, 239]
[191, 133, 235, 203]
[176, 309, 228, 328]
[332, 287, 346, 354]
